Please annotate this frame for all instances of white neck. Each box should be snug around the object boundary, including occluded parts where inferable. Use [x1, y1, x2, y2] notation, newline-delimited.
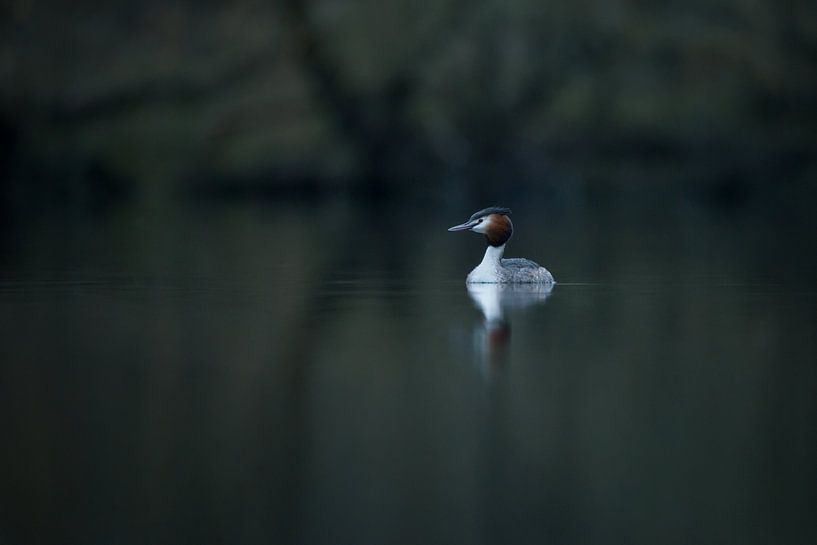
[467, 244, 506, 283]
[480, 244, 505, 266]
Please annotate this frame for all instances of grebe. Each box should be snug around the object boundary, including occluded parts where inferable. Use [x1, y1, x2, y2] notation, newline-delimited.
[448, 207, 555, 284]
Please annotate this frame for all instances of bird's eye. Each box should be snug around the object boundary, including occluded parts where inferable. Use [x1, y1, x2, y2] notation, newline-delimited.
[478, 219, 483, 223]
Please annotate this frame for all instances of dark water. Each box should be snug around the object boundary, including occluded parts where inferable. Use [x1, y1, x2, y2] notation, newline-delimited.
[1, 201, 816, 545]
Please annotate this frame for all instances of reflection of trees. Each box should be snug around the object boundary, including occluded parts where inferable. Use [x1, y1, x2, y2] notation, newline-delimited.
[1, 207, 816, 542]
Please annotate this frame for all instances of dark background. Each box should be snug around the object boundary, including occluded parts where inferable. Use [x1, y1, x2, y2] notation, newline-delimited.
[1, 2, 817, 545]
[1, 0, 816, 211]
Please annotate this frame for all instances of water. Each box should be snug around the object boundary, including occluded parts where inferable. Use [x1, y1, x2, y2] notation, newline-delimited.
[1, 201, 816, 545]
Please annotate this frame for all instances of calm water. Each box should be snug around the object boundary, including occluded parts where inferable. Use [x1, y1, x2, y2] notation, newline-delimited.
[1, 201, 816, 545]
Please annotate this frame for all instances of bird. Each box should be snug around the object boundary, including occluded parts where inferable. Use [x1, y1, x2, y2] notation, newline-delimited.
[448, 207, 555, 284]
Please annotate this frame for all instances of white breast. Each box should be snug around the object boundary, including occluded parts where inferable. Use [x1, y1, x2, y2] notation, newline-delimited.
[465, 244, 555, 284]
[467, 261, 503, 283]
[466, 245, 505, 284]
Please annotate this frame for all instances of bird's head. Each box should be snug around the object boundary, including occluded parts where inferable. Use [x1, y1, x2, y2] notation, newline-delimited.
[447, 206, 514, 247]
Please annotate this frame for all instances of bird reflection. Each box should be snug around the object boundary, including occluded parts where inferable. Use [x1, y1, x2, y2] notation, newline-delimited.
[467, 283, 553, 377]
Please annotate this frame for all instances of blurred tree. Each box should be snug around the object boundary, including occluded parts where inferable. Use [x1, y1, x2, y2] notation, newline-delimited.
[0, 0, 815, 205]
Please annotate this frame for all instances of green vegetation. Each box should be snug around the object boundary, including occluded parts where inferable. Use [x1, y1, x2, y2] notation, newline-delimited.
[1, 0, 816, 206]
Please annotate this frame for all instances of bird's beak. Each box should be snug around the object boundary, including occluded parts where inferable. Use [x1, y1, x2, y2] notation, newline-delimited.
[448, 219, 478, 232]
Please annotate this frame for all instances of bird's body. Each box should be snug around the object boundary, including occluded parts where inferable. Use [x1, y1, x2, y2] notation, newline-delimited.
[448, 207, 555, 284]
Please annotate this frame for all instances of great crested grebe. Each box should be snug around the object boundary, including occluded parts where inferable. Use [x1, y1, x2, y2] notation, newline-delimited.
[448, 207, 555, 284]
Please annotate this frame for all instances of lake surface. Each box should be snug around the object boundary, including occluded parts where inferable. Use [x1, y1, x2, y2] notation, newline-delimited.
[1, 200, 816, 545]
